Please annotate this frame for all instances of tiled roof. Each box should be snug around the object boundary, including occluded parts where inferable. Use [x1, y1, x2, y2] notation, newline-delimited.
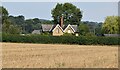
[32, 30, 41, 34]
[41, 24, 54, 32]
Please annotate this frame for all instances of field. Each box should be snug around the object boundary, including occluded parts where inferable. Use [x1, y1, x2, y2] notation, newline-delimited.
[1, 43, 118, 68]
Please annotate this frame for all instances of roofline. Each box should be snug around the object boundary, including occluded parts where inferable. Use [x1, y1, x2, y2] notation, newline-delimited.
[63, 24, 76, 32]
[49, 25, 54, 31]
[52, 24, 64, 32]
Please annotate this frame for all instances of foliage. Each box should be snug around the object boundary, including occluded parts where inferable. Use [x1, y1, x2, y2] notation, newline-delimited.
[8, 16, 52, 34]
[102, 16, 120, 34]
[63, 33, 74, 36]
[41, 32, 51, 36]
[78, 23, 89, 35]
[2, 22, 22, 34]
[1, 6, 22, 34]
[95, 22, 103, 34]
[0, 6, 9, 24]
[2, 34, 120, 45]
[85, 32, 96, 37]
[1, 6, 54, 34]
[80, 21, 103, 35]
[51, 3, 82, 25]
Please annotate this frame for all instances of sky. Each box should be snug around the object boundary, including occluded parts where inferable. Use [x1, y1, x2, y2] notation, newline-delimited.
[2, 1, 118, 22]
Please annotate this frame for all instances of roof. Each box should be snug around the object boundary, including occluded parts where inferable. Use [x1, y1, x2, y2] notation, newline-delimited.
[71, 25, 78, 32]
[41, 24, 54, 32]
[32, 30, 41, 34]
[41, 24, 78, 32]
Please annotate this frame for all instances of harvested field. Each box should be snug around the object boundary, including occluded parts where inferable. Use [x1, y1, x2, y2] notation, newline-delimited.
[1, 43, 118, 68]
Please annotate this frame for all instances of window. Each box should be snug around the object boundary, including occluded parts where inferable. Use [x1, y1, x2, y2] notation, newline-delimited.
[68, 30, 71, 33]
[56, 28, 59, 33]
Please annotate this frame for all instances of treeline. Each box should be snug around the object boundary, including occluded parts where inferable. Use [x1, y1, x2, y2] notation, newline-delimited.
[2, 34, 120, 45]
[0, 6, 53, 34]
[8, 15, 53, 34]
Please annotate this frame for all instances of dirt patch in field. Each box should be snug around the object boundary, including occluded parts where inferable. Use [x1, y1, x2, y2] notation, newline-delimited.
[1, 43, 118, 68]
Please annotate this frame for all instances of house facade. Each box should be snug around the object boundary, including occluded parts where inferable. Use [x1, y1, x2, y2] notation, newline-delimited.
[41, 24, 78, 36]
[52, 24, 64, 36]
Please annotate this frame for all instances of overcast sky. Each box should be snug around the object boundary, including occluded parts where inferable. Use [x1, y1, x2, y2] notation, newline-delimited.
[2, 2, 118, 22]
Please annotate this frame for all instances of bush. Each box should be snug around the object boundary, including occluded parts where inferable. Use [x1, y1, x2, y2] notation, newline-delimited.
[63, 33, 74, 36]
[85, 32, 96, 37]
[2, 33, 120, 45]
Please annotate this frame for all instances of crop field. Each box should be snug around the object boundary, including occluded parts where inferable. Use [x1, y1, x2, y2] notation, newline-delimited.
[1, 43, 118, 68]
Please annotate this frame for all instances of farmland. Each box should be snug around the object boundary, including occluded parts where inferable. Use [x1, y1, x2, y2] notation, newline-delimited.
[1, 43, 118, 68]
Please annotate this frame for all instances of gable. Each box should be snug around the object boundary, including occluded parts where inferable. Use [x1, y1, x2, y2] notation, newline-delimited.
[53, 26, 63, 33]
[64, 24, 75, 33]
[64, 26, 74, 33]
[52, 24, 64, 32]
[52, 24, 64, 36]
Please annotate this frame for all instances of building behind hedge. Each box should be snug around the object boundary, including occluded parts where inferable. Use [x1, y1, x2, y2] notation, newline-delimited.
[32, 16, 79, 36]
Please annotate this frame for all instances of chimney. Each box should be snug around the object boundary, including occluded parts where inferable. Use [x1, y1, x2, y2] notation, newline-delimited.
[60, 16, 63, 27]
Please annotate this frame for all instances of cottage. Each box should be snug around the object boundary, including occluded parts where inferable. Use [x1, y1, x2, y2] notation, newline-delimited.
[32, 16, 78, 36]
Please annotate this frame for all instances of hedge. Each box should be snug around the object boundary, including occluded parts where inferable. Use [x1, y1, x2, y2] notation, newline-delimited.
[2, 34, 120, 45]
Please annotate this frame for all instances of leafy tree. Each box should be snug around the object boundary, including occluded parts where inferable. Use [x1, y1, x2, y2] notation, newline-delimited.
[24, 19, 34, 33]
[8, 15, 25, 33]
[102, 16, 119, 34]
[0, 6, 9, 24]
[2, 21, 22, 34]
[51, 3, 82, 25]
[1, 6, 22, 34]
[78, 23, 89, 35]
[1, 6, 11, 34]
[95, 22, 103, 35]
[33, 18, 41, 24]
[8, 24, 22, 34]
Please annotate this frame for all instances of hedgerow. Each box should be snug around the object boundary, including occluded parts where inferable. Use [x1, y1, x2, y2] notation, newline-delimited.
[2, 33, 120, 45]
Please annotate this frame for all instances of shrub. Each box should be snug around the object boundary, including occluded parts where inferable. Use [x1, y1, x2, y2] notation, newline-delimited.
[2, 33, 120, 45]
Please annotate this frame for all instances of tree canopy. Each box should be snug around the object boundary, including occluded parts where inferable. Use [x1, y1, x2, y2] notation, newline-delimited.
[102, 16, 120, 34]
[78, 23, 89, 36]
[1, 6, 22, 34]
[0, 6, 9, 24]
[51, 3, 82, 25]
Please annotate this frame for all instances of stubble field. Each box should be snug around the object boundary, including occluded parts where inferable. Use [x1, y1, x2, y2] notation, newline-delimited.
[1, 43, 118, 68]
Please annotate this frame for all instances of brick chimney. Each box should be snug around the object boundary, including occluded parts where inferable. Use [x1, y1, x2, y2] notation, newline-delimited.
[60, 16, 63, 27]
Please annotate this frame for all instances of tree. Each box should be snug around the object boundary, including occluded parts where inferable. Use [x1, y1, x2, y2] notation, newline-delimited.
[2, 21, 22, 34]
[95, 22, 103, 35]
[1, 6, 22, 34]
[78, 23, 89, 35]
[8, 24, 22, 34]
[8, 15, 25, 33]
[0, 6, 9, 24]
[1, 6, 11, 34]
[51, 3, 82, 25]
[24, 19, 34, 33]
[102, 16, 120, 34]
